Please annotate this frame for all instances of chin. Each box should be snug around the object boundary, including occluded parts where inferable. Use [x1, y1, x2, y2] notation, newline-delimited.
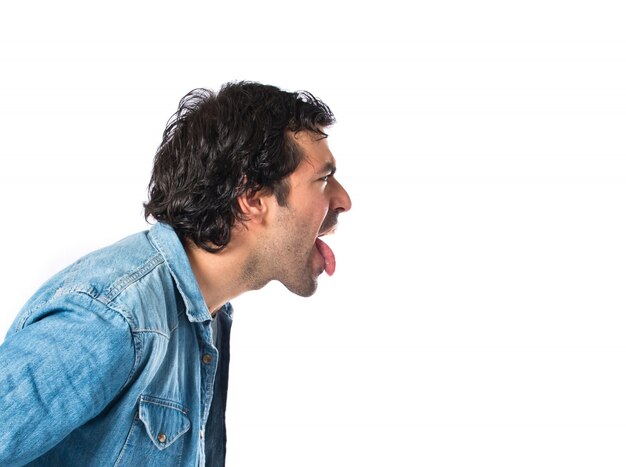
[275, 254, 323, 297]
[283, 277, 318, 297]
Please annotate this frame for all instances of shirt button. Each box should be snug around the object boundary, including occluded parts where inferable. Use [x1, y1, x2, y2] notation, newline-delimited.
[157, 432, 167, 443]
[202, 354, 212, 364]
[200, 430, 204, 439]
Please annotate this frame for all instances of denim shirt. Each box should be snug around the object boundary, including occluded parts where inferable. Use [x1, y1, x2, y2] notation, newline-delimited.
[0, 222, 232, 466]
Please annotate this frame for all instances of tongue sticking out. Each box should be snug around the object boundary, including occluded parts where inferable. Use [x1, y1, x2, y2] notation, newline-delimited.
[315, 237, 336, 276]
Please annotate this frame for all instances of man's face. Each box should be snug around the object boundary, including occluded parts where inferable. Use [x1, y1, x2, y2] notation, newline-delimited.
[263, 131, 352, 296]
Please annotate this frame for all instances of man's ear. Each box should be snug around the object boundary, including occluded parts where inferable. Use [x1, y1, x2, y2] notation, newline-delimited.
[236, 188, 271, 224]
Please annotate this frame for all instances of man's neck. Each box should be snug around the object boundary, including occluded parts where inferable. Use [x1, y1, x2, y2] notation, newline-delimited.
[183, 237, 267, 316]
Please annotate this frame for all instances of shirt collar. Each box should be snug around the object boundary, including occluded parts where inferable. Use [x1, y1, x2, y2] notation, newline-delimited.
[147, 222, 213, 323]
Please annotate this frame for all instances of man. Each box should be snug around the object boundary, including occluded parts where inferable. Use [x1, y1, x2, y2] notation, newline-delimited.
[0, 81, 351, 466]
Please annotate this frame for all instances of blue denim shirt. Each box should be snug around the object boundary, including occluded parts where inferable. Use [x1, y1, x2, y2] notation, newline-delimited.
[0, 222, 232, 466]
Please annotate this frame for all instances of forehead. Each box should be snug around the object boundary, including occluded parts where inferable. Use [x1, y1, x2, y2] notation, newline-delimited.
[291, 131, 336, 174]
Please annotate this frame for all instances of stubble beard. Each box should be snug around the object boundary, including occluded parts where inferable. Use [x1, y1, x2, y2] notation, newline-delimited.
[270, 210, 320, 297]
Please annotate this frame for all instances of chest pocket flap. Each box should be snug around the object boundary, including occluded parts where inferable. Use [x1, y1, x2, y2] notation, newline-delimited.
[138, 395, 191, 450]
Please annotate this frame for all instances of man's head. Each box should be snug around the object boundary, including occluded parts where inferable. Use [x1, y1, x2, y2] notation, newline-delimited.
[253, 130, 352, 295]
[144, 81, 336, 253]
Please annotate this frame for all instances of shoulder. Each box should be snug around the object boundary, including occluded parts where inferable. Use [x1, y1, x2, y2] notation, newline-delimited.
[11, 229, 183, 338]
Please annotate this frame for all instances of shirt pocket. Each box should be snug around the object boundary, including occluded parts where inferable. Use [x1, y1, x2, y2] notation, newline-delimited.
[115, 395, 191, 467]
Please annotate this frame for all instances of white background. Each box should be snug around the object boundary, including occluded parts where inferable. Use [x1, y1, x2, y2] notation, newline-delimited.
[1, 1, 625, 466]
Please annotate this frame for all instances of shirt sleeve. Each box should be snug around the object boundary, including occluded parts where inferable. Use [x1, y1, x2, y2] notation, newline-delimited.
[0, 291, 135, 465]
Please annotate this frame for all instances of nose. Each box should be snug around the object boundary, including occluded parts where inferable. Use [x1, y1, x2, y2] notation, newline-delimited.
[330, 179, 352, 213]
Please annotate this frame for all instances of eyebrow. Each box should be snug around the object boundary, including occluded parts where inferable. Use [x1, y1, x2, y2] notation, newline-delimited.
[316, 162, 337, 176]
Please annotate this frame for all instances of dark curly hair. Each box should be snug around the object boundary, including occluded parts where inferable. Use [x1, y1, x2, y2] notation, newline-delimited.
[144, 81, 335, 252]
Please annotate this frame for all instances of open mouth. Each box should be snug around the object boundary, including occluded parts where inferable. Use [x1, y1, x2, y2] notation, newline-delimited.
[315, 231, 336, 276]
